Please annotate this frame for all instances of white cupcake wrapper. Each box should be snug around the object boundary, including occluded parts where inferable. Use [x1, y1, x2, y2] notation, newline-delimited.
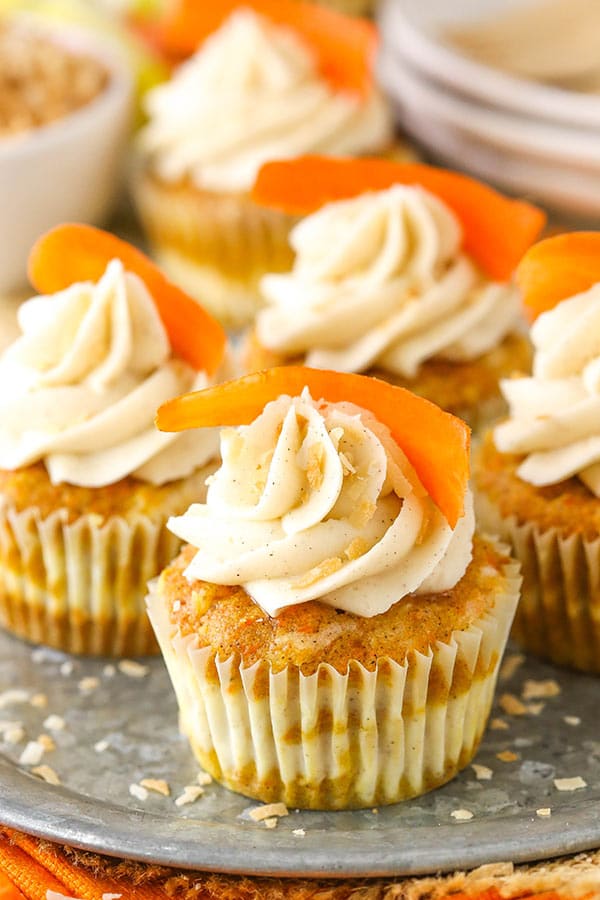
[477, 491, 600, 673]
[147, 544, 520, 808]
[0, 467, 212, 656]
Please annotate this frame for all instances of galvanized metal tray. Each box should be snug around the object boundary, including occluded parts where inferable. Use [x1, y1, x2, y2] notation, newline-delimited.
[0, 627, 599, 878]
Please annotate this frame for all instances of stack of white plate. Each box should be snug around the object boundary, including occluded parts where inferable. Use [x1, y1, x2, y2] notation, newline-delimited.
[377, 0, 600, 218]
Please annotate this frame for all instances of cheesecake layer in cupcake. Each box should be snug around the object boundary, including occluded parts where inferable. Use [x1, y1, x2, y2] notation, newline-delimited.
[134, 7, 401, 328]
[475, 233, 600, 673]
[149, 368, 520, 808]
[248, 161, 543, 430]
[0, 226, 227, 656]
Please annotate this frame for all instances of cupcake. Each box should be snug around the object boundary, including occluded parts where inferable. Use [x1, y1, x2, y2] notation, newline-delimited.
[475, 232, 600, 674]
[246, 157, 546, 432]
[133, 1, 406, 329]
[0, 223, 230, 657]
[148, 366, 520, 809]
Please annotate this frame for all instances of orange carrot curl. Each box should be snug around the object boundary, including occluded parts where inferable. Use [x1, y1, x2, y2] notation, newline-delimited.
[28, 224, 226, 375]
[156, 0, 377, 96]
[157, 367, 471, 528]
[517, 232, 600, 320]
[253, 156, 546, 283]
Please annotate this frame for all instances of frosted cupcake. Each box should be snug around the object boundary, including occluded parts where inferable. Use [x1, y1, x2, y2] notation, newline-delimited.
[247, 157, 545, 431]
[148, 367, 520, 808]
[476, 232, 600, 674]
[134, 2, 403, 328]
[0, 224, 229, 657]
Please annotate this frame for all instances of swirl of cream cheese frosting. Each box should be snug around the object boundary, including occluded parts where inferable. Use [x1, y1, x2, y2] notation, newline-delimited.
[168, 390, 474, 618]
[0, 259, 220, 488]
[257, 186, 521, 376]
[495, 282, 600, 496]
[138, 9, 393, 194]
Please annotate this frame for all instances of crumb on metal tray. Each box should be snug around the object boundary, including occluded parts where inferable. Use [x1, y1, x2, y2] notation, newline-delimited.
[175, 785, 204, 807]
[32, 764, 61, 786]
[499, 693, 527, 716]
[140, 778, 170, 797]
[522, 679, 561, 700]
[554, 776, 587, 792]
[248, 802, 289, 822]
[451, 809, 473, 821]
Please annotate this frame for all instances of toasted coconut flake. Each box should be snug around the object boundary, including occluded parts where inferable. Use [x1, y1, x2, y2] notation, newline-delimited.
[451, 809, 473, 821]
[344, 537, 370, 561]
[0, 689, 30, 708]
[3, 726, 25, 745]
[294, 556, 343, 589]
[500, 653, 525, 682]
[490, 718, 509, 730]
[522, 679, 561, 700]
[554, 776, 587, 792]
[30, 693, 48, 709]
[140, 778, 170, 797]
[175, 785, 204, 807]
[499, 693, 527, 716]
[118, 660, 149, 679]
[19, 740, 44, 766]
[248, 802, 289, 822]
[496, 750, 519, 763]
[43, 715, 65, 732]
[129, 783, 148, 802]
[37, 733, 56, 752]
[32, 764, 61, 786]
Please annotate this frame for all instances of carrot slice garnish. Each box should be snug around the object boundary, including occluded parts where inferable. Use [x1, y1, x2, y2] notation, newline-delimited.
[253, 156, 546, 282]
[28, 224, 226, 375]
[157, 0, 376, 96]
[517, 232, 600, 320]
[157, 366, 471, 528]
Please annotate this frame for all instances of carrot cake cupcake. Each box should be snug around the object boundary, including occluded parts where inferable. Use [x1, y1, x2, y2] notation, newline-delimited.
[148, 367, 520, 809]
[476, 232, 600, 674]
[0, 224, 229, 657]
[246, 157, 545, 431]
[133, 1, 405, 329]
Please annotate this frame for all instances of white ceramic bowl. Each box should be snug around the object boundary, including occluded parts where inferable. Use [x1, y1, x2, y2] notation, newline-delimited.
[0, 24, 133, 295]
[378, 51, 600, 170]
[379, 0, 600, 130]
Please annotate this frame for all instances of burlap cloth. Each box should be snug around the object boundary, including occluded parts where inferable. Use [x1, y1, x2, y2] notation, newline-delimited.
[1, 826, 599, 899]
